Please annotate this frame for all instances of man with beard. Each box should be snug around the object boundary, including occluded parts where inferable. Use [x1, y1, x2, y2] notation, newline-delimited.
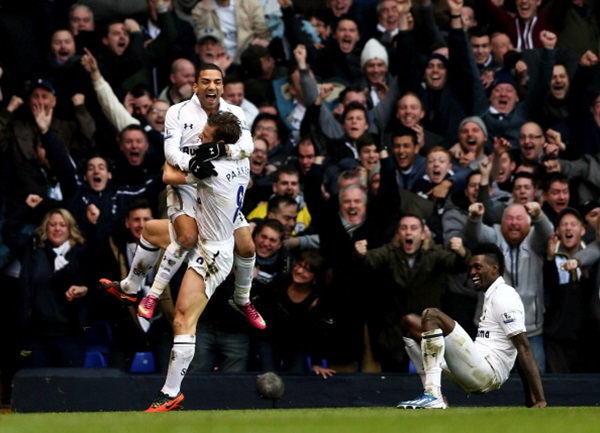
[465, 201, 554, 373]
[395, 243, 546, 409]
[355, 214, 470, 371]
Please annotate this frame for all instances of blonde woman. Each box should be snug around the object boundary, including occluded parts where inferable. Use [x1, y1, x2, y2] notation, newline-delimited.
[3, 207, 94, 368]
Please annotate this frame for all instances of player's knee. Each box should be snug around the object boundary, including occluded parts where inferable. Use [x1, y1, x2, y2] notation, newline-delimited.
[422, 307, 442, 320]
[176, 232, 196, 250]
[235, 239, 255, 257]
[399, 313, 421, 337]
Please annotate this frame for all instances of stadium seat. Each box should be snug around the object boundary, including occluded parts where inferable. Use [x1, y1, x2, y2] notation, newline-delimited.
[129, 351, 156, 373]
[84, 351, 108, 368]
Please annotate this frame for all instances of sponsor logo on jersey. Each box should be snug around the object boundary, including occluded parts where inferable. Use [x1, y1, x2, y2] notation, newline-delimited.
[502, 312, 515, 324]
[477, 329, 490, 338]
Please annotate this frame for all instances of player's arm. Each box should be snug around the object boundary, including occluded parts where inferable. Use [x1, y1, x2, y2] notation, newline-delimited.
[511, 332, 548, 408]
[163, 108, 192, 171]
[163, 162, 187, 185]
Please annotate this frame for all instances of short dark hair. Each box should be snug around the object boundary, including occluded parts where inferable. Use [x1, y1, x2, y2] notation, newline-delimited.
[472, 242, 505, 275]
[295, 248, 328, 287]
[513, 171, 537, 186]
[356, 133, 377, 152]
[118, 124, 147, 142]
[254, 218, 285, 239]
[391, 125, 418, 145]
[267, 195, 298, 214]
[468, 25, 491, 40]
[130, 83, 154, 99]
[223, 75, 244, 86]
[206, 111, 241, 143]
[540, 172, 569, 193]
[398, 212, 425, 230]
[197, 63, 224, 80]
[127, 198, 152, 215]
[342, 101, 368, 122]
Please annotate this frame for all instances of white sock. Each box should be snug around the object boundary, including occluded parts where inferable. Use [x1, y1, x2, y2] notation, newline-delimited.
[233, 253, 255, 305]
[161, 334, 195, 397]
[403, 336, 425, 389]
[421, 329, 445, 398]
[121, 236, 160, 294]
[152, 241, 190, 297]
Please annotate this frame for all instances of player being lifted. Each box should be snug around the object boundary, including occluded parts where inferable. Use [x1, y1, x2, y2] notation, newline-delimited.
[100, 63, 265, 330]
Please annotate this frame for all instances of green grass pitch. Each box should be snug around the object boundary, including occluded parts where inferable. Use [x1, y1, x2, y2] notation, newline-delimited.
[2, 407, 599, 433]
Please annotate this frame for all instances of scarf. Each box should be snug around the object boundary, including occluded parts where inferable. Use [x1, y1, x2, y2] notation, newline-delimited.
[53, 240, 71, 272]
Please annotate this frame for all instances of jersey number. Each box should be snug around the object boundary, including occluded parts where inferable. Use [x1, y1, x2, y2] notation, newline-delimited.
[232, 185, 245, 223]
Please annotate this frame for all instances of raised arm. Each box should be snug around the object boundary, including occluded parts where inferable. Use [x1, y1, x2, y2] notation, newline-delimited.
[81, 48, 140, 131]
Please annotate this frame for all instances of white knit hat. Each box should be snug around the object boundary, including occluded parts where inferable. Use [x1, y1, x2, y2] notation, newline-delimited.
[360, 38, 389, 69]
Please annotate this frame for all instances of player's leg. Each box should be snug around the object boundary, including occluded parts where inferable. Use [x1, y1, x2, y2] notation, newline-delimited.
[138, 185, 198, 318]
[230, 220, 266, 329]
[146, 267, 208, 412]
[99, 219, 168, 301]
[147, 238, 234, 411]
[397, 308, 454, 409]
[443, 323, 498, 394]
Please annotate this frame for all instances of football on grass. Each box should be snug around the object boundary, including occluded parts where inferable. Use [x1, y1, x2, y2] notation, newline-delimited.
[256, 372, 285, 400]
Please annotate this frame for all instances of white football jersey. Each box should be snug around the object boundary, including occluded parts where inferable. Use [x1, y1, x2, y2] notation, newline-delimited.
[195, 158, 250, 242]
[163, 95, 253, 172]
[474, 276, 526, 384]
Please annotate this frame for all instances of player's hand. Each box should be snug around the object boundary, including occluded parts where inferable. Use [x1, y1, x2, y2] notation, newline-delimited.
[189, 159, 218, 179]
[194, 141, 227, 163]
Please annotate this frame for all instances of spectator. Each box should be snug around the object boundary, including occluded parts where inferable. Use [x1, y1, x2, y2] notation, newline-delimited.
[2, 207, 94, 369]
[540, 172, 571, 226]
[191, 0, 271, 64]
[251, 112, 292, 173]
[355, 214, 470, 371]
[312, 16, 363, 86]
[257, 248, 330, 374]
[0, 79, 96, 167]
[137, 0, 196, 94]
[244, 137, 273, 214]
[157, 58, 196, 105]
[223, 75, 259, 127]
[474, 30, 558, 148]
[479, 0, 561, 50]
[543, 207, 592, 373]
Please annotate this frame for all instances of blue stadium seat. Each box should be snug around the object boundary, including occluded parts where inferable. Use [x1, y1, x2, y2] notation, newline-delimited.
[129, 351, 156, 373]
[84, 351, 108, 368]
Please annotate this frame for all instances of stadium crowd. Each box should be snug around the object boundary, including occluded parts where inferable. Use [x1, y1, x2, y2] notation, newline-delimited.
[1, 0, 600, 406]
